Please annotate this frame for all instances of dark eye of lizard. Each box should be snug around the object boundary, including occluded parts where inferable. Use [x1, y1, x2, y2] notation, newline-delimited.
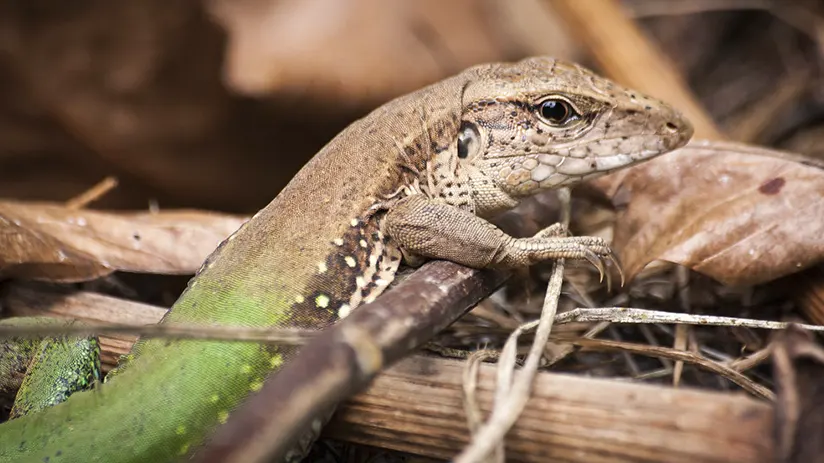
[538, 98, 579, 126]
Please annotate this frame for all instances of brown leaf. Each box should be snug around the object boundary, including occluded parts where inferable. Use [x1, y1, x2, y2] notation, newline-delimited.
[0, 200, 247, 282]
[591, 140, 824, 286]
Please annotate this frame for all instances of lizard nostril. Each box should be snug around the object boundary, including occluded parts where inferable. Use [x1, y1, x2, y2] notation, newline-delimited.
[664, 121, 679, 132]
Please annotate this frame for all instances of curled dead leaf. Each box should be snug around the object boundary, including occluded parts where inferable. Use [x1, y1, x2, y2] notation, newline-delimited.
[592, 140, 824, 286]
[0, 201, 248, 282]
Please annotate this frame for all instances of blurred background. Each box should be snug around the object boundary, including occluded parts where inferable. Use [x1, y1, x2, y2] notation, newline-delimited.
[1, 0, 822, 212]
[5, 3, 824, 460]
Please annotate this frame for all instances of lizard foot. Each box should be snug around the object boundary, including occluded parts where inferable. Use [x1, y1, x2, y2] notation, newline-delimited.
[501, 234, 624, 290]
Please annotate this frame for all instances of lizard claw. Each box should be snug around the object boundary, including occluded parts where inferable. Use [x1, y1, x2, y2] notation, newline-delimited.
[606, 248, 625, 288]
[571, 240, 623, 291]
[580, 246, 606, 283]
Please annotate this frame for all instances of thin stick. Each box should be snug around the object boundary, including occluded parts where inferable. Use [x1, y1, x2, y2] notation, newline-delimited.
[65, 176, 119, 209]
[457, 188, 573, 462]
[553, 307, 824, 332]
[0, 322, 312, 344]
[455, 261, 565, 463]
[568, 337, 774, 400]
[3, 306, 818, 342]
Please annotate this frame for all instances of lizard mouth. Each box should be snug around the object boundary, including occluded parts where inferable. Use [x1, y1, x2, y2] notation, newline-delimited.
[485, 133, 688, 198]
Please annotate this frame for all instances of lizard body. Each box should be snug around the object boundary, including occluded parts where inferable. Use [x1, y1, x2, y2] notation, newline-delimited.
[0, 57, 692, 462]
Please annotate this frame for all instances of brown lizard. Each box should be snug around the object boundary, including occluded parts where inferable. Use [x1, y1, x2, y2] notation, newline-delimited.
[0, 56, 692, 462]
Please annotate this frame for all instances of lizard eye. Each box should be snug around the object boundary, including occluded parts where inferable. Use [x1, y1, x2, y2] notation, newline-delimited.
[457, 122, 480, 159]
[538, 98, 579, 126]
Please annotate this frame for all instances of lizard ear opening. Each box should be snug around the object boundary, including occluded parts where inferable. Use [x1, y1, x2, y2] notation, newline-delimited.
[457, 122, 480, 159]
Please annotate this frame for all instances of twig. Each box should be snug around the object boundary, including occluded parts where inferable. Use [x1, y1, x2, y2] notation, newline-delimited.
[457, 188, 572, 463]
[553, 307, 824, 332]
[461, 350, 501, 461]
[456, 261, 565, 463]
[5, 304, 816, 343]
[65, 176, 119, 209]
[0, 322, 312, 344]
[673, 266, 691, 387]
[567, 337, 774, 400]
[728, 343, 774, 372]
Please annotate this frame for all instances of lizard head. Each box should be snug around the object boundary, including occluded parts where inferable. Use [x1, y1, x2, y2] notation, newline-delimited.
[455, 56, 693, 213]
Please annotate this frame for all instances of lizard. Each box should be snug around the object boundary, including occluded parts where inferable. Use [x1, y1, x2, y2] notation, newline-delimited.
[0, 56, 692, 462]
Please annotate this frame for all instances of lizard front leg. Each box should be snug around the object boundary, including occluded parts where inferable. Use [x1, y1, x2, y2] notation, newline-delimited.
[384, 194, 614, 275]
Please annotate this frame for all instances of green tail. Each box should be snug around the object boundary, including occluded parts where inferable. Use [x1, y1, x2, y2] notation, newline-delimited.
[0, 279, 291, 462]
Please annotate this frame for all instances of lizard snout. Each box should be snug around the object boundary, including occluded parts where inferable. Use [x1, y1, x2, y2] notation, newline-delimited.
[658, 108, 694, 149]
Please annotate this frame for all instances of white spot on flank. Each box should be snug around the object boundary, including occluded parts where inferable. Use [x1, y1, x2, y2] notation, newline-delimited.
[344, 256, 357, 268]
[315, 294, 330, 308]
[375, 278, 389, 286]
[350, 218, 359, 227]
[333, 238, 344, 246]
[356, 276, 366, 288]
[359, 239, 368, 248]
[317, 262, 328, 273]
[338, 304, 352, 318]
[295, 295, 305, 304]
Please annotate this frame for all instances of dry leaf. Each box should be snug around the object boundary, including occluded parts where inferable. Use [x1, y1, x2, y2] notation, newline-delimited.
[0, 200, 247, 282]
[592, 140, 824, 286]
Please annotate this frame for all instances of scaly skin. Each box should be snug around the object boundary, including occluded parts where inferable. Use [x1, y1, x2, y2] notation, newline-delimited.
[0, 57, 692, 462]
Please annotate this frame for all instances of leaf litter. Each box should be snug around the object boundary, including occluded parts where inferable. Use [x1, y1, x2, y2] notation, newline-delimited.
[0, 200, 247, 282]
